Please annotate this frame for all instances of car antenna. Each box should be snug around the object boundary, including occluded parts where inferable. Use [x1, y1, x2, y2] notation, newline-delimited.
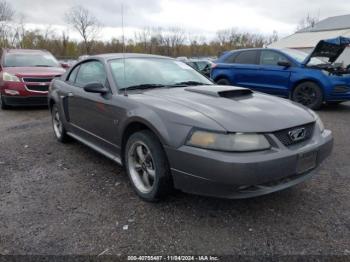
[121, 3, 127, 97]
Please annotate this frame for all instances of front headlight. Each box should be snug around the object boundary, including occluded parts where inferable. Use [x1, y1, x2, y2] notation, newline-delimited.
[308, 109, 325, 133]
[316, 115, 325, 133]
[186, 130, 270, 152]
[3, 72, 21, 82]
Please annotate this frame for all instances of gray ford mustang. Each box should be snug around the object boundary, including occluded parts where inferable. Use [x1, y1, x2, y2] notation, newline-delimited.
[48, 54, 333, 201]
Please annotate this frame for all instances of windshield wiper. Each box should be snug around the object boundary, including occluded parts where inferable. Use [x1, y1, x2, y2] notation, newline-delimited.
[171, 81, 212, 86]
[34, 65, 53, 67]
[119, 84, 166, 91]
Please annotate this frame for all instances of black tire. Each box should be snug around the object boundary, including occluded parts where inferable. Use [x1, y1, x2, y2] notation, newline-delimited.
[216, 78, 231, 85]
[0, 94, 10, 110]
[125, 130, 173, 201]
[51, 104, 70, 143]
[292, 82, 323, 110]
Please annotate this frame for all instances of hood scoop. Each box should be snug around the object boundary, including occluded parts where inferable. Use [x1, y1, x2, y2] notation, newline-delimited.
[185, 85, 253, 98]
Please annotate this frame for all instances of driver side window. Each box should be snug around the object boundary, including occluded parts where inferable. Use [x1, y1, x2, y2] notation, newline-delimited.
[75, 61, 107, 87]
[260, 50, 289, 66]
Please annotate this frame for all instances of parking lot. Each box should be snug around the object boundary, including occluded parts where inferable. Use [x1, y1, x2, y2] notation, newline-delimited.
[0, 103, 349, 256]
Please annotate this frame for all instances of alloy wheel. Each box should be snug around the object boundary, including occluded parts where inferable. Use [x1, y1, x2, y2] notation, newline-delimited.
[52, 109, 63, 138]
[294, 85, 317, 106]
[127, 141, 156, 193]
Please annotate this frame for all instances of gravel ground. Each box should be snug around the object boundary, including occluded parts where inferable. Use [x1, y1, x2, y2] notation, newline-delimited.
[0, 103, 349, 257]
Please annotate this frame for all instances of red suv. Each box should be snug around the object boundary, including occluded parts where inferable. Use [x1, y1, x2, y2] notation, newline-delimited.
[0, 49, 66, 109]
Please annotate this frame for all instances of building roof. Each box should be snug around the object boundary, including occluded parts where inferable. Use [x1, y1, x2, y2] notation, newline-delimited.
[269, 14, 350, 49]
[298, 14, 350, 33]
[269, 29, 350, 49]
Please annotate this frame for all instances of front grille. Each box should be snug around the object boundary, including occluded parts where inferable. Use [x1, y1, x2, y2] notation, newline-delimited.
[273, 122, 315, 146]
[23, 77, 54, 83]
[26, 85, 49, 92]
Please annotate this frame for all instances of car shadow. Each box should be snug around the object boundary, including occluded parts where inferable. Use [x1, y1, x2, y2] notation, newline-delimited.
[321, 101, 350, 112]
[5, 105, 49, 111]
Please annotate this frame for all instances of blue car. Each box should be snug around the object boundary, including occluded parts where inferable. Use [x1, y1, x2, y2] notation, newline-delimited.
[211, 36, 350, 109]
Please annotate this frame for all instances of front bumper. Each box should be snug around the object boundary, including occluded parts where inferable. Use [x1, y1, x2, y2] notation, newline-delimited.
[1, 81, 49, 106]
[327, 90, 350, 102]
[165, 129, 333, 199]
[2, 95, 48, 106]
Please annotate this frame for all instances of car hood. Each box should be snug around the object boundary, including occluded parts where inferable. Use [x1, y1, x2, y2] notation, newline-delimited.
[303, 36, 350, 65]
[3, 67, 66, 77]
[140, 85, 315, 132]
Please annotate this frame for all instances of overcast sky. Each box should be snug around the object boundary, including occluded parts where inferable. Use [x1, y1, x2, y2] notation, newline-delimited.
[9, 0, 350, 41]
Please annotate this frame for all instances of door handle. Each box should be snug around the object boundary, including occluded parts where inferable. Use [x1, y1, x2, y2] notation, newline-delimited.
[67, 92, 74, 97]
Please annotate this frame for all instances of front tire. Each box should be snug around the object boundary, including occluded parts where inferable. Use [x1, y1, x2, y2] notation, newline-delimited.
[216, 78, 231, 85]
[0, 94, 10, 110]
[292, 82, 323, 110]
[125, 130, 173, 201]
[51, 104, 70, 143]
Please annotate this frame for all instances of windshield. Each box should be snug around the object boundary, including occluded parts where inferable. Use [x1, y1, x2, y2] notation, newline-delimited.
[4, 53, 60, 67]
[282, 48, 327, 66]
[109, 58, 213, 90]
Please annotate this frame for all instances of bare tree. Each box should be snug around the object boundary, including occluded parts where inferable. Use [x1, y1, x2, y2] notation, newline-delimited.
[296, 13, 319, 31]
[0, 0, 14, 47]
[65, 5, 100, 54]
[0, 0, 13, 21]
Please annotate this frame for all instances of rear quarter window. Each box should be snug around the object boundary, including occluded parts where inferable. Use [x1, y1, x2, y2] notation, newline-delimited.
[223, 52, 239, 63]
[234, 51, 258, 64]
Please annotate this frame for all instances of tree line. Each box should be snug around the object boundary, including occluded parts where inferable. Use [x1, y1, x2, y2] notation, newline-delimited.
[0, 1, 279, 59]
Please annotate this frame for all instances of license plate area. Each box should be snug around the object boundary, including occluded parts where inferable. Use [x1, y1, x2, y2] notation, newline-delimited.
[296, 150, 317, 174]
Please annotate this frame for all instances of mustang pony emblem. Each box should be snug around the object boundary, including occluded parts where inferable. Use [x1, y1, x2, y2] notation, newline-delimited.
[288, 128, 306, 142]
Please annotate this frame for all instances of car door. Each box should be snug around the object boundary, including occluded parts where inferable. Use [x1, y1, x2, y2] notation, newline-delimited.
[255, 50, 292, 97]
[228, 50, 260, 89]
[66, 60, 117, 150]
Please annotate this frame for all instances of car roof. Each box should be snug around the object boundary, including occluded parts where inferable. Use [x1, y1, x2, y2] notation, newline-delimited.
[89, 53, 172, 61]
[2, 48, 52, 54]
[188, 59, 212, 62]
[227, 48, 280, 53]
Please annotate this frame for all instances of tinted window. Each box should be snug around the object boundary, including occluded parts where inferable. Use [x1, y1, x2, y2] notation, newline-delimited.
[234, 51, 258, 64]
[260, 50, 289, 65]
[223, 52, 238, 63]
[75, 61, 106, 86]
[67, 66, 80, 83]
[4, 52, 59, 67]
[186, 62, 198, 70]
[196, 61, 211, 70]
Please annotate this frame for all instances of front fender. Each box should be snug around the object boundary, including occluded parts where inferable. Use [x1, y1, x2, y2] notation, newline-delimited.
[119, 112, 170, 146]
[290, 70, 331, 96]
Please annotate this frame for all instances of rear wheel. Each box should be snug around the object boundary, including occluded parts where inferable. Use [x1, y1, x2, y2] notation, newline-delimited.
[292, 82, 323, 110]
[216, 78, 231, 85]
[0, 94, 10, 110]
[125, 130, 173, 201]
[51, 104, 70, 143]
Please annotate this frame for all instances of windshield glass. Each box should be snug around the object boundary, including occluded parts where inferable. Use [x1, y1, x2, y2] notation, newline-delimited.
[4, 53, 60, 67]
[109, 58, 213, 90]
[282, 48, 327, 66]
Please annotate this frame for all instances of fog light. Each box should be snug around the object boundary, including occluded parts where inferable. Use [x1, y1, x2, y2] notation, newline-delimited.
[4, 89, 20, 95]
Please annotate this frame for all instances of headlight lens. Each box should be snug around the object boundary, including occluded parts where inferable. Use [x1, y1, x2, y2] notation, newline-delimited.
[186, 130, 270, 152]
[3, 72, 21, 82]
[316, 115, 325, 133]
[308, 109, 325, 133]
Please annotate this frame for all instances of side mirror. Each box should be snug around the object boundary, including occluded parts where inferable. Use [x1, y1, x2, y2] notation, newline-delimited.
[61, 63, 70, 69]
[83, 82, 109, 94]
[277, 61, 291, 67]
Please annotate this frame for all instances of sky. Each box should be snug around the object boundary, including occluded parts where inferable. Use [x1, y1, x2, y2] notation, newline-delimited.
[8, 0, 350, 41]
